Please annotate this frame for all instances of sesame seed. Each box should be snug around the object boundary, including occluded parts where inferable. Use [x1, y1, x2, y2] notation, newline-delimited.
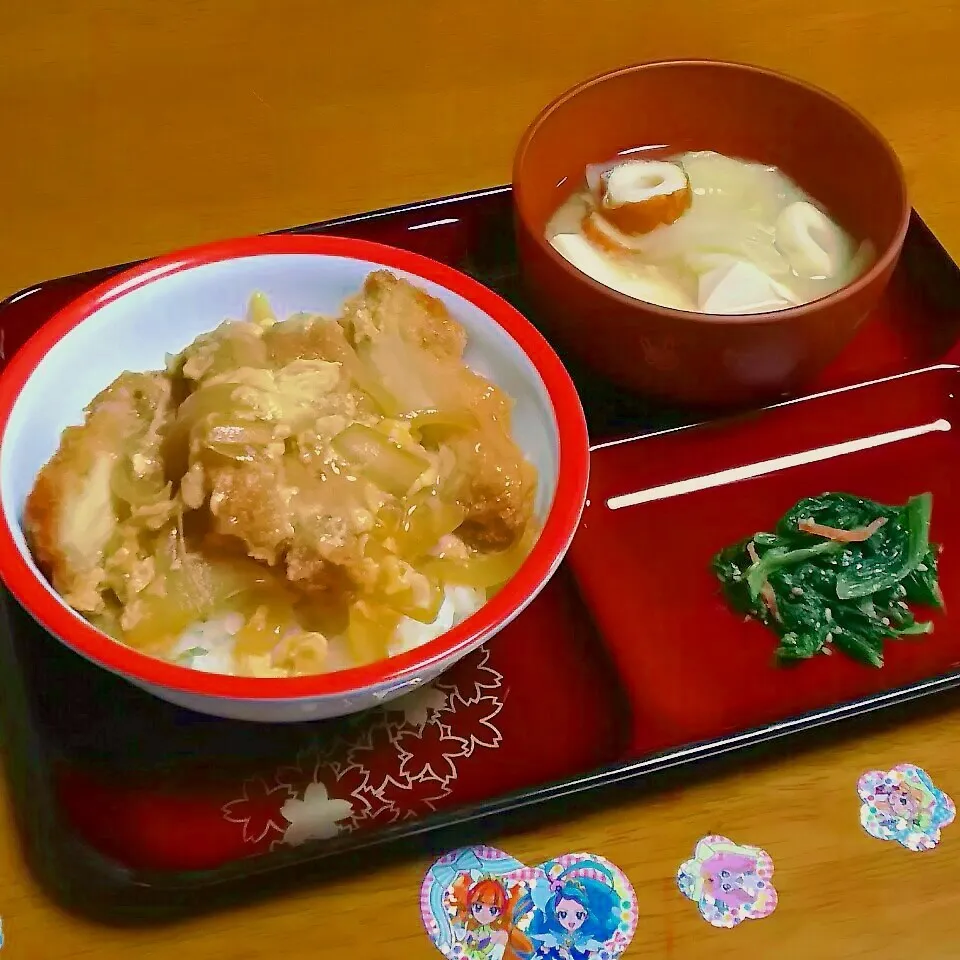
[918, 564, 928, 572]
[825, 608, 833, 622]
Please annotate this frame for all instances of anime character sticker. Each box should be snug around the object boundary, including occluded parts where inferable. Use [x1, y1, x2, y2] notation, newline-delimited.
[518, 854, 637, 960]
[420, 848, 637, 960]
[448, 874, 534, 960]
[421, 846, 538, 959]
[676, 835, 778, 928]
[857, 763, 956, 851]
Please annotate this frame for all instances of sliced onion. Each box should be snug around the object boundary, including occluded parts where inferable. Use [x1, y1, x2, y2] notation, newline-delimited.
[246, 291, 276, 328]
[402, 408, 478, 445]
[204, 552, 298, 607]
[422, 527, 535, 591]
[89, 607, 123, 640]
[124, 588, 206, 651]
[392, 577, 445, 624]
[163, 381, 241, 470]
[296, 596, 349, 637]
[353, 338, 418, 416]
[272, 631, 328, 675]
[202, 415, 276, 462]
[111, 458, 168, 506]
[361, 538, 446, 623]
[331, 423, 430, 497]
[376, 487, 466, 560]
[206, 329, 271, 379]
[347, 601, 399, 666]
[233, 604, 288, 657]
[307, 322, 401, 416]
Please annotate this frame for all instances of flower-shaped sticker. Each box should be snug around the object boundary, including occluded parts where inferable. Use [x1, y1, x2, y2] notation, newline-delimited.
[677, 835, 778, 928]
[857, 763, 956, 852]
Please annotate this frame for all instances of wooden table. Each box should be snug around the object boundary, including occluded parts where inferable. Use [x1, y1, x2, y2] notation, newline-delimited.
[3, 0, 960, 956]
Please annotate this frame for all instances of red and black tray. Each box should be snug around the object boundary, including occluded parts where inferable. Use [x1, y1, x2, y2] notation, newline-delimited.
[2, 186, 960, 921]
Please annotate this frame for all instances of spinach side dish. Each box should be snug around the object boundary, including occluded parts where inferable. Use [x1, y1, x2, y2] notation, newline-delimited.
[712, 492, 944, 668]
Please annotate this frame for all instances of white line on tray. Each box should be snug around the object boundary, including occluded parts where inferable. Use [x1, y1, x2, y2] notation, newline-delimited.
[407, 217, 460, 231]
[605, 418, 952, 511]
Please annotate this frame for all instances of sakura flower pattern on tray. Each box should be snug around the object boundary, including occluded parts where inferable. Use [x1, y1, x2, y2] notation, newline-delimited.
[677, 835, 778, 929]
[221, 647, 507, 850]
[857, 763, 956, 851]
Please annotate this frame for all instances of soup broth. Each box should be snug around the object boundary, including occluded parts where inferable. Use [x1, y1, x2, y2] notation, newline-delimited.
[546, 150, 874, 315]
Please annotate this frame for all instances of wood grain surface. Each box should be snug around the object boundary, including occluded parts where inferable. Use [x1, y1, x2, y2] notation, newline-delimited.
[2, 1, 960, 956]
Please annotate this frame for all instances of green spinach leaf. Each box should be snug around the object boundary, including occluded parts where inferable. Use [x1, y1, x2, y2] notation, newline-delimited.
[712, 492, 943, 669]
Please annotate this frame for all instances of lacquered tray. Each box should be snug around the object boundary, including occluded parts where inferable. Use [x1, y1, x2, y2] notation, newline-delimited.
[2, 186, 960, 922]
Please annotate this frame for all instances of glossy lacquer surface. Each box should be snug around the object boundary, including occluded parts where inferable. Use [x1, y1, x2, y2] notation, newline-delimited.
[572, 366, 960, 752]
[1, 187, 960, 919]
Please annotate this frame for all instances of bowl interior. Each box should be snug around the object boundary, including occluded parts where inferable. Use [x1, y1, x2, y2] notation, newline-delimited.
[515, 61, 906, 258]
[0, 252, 561, 645]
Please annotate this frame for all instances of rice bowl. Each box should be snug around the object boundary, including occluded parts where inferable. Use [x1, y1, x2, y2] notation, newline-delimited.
[0, 234, 589, 722]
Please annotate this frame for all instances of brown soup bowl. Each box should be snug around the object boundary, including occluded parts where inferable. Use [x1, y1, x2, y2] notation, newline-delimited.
[513, 60, 910, 408]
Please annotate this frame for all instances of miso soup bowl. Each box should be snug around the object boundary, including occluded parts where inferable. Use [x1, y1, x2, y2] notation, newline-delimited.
[514, 60, 911, 407]
[0, 235, 589, 723]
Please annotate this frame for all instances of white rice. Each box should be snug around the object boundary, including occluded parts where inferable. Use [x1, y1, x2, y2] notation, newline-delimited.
[168, 585, 486, 676]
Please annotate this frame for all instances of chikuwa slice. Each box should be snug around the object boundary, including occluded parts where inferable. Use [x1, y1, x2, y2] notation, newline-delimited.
[595, 160, 693, 235]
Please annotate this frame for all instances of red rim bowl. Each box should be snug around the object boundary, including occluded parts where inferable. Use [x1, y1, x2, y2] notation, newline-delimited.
[0, 234, 589, 701]
[513, 59, 911, 406]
